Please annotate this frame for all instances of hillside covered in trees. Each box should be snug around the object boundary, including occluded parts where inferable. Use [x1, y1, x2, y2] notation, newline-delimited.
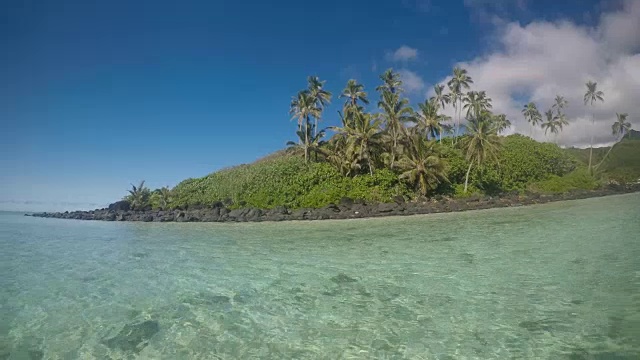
[117, 68, 636, 212]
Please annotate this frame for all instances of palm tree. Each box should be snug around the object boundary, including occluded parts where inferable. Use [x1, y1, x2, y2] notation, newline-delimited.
[447, 67, 474, 141]
[307, 76, 332, 136]
[126, 180, 151, 210]
[433, 84, 450, 110]
[460, 115, 501, 193]
[551, 95, 568, 114]
[612, 112, 632, 140]
[340, 79, 369, 108]
[463, 91, 492, 119]
[397, 135, 448, 196]
[540, 109, 568, 144]
[332, 112, 383, 175]
[376, 69, 403, 94]
[595, 113, 632, 170]
[584, 81, 604, 172]
[289, 90, 318, 132]
[541, 109, 559, 137]
[286, 123, 326, 163]
[289, 90, 320, 162]
[378, 90, 413, 169]
[522, 102, 542, 137]
[493, 114, 511, 134]
[156, 186, 172, 210]
[416, 97, 449, 141]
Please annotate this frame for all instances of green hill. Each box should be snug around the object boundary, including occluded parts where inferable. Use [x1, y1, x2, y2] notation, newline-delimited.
[167, 135, 585, 209]
[563, 137, 640, 183]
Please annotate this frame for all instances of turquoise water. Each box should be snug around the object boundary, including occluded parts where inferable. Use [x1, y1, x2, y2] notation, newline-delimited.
[1, 194, 639, 359]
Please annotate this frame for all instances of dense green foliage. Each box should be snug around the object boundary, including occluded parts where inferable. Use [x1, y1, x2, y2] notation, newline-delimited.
[171, 155, 409, 209]
[530, 169, 599, 193]
[476, 135, 577, 193]
[120, 69, 635, 211]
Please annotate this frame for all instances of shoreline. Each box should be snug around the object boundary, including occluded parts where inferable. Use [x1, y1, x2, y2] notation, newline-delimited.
[27, 184, 640, 223]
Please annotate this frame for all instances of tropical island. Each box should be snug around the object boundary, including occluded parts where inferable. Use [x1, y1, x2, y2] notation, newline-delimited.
[31, 68, 639, 222]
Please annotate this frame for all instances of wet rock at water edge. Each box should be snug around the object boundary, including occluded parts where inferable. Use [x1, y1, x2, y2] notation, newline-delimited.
[104, 320, 160, 353]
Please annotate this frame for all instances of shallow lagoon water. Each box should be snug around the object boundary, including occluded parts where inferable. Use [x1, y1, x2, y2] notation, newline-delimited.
[1, 193, 639, 359]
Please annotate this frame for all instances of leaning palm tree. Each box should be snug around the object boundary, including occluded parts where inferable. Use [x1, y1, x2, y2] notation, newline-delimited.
[397, 135, 448, 196]
[126, 180, 151, 210]
[612, 112, 632, 140]
[416, 97, 449, 141]
[376, 69, 403, 94]
[447, 67, 474, 141]
[595, 113, 632, 170]
[584, 80, 604, 173]
[378, 90, 414, 169]
[433, 84, 450, 110]
[460, 114, 501, 193]
[307, 76, 332, 136]
[522, 102, 542, 137]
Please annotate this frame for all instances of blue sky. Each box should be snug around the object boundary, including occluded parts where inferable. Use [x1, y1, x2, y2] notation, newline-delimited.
[0, 0, 618, 211]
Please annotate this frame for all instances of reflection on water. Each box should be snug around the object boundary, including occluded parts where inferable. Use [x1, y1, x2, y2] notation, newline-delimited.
[1, 194, 639, 359]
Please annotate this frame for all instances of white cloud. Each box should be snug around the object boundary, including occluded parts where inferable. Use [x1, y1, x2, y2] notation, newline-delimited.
[388, 45, 419, 62]
[398, 69, 425, 93]
[430, 0, 640, 147]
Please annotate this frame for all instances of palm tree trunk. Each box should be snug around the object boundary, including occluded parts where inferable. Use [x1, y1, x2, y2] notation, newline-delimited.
[588, 115, 594, 174]
[464, 162, 473, 193]
[594, 137, 619, 170]
[305, 116, 310, 164]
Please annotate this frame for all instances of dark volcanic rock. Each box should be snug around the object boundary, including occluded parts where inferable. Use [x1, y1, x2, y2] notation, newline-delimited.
[108, 200, 130, 212]
[27, 183, 640, 223]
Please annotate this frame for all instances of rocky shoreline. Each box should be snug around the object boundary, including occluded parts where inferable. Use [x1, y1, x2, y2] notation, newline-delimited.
[27, 184, 640, 223]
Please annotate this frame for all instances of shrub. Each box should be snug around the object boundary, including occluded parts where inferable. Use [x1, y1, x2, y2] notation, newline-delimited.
[530, 168, 599, 193]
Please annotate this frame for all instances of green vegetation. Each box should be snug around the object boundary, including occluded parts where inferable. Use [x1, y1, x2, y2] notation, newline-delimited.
[120, 69, 636, 211]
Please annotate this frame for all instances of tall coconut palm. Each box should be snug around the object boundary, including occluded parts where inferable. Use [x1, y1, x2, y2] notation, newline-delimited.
[463, 91, 492, 119]
[307, 76, 332, 137]
[376, 69, 403, 94]
[541, 109, 568, 144]
[584, 81, 604, 172]
[433, 84, 450, 110]
[397, 135, 448, 196]
[541, 109, 559, 137]
[333, 112, 383, 175]
[447, 67, 474, 141]
[552, 95, 568, 115]
[595, 113, 632, 170]
[493, 114, 511, 134]
[378, 89, 413, 169]
[289, 90, 320, 162]
[286, 123, 325, 163]
[460, 115, 501, 193]
[522, 102, 541, 137]
[340, 79, 369, 108]
[126, 180, 151, 210]
[416, 97, 449, 141]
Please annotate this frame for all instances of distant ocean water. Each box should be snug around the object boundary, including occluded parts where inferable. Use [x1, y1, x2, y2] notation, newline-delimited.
[1, 194, 639, 359]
